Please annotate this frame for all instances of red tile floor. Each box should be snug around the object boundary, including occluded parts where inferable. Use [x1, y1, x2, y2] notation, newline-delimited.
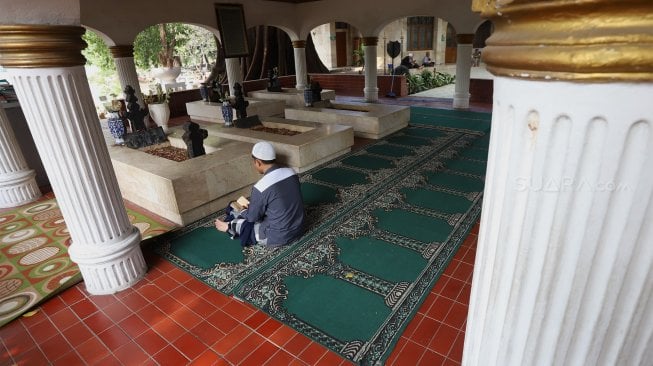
[0, 221, 477, 366]
[1, 97, 488, 365]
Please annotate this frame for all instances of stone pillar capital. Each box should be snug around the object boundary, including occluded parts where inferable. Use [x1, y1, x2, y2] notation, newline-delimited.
[109, 45, 134, 58]
[292, 40, 306, 49]
[362, 37, 378, 46]
[455, 34, 475, 44]
[0, 24, 86, 68]
[472, 0, 653, 82]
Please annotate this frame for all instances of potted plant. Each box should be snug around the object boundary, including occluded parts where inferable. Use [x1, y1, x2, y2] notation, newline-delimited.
[145, 84, 171, 133]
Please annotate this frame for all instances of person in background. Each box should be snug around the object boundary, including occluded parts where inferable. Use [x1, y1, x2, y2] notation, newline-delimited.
[214, 141, 305, 247]
[422, 52, 435, 67]
[401, 53, 420, 69]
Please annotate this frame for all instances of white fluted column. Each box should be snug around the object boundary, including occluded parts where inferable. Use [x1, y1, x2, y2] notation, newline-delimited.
[0, 25, 146, 295]
[225, 57, 243, 96]
[362, 37, 379, 102]
[453, 34, 473, 109]
[0, 107, 41, 208]
[292, 40, 308, 90]
[465, 79, 653, 366]
[110, 45, 145, 108]
[464, 1, 653, 365]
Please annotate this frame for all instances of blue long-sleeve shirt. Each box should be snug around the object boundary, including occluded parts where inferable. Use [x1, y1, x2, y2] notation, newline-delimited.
[244, 166, 305, 247]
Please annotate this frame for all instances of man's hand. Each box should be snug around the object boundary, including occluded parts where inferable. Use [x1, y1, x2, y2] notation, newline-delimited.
[215, 218, 229, 232]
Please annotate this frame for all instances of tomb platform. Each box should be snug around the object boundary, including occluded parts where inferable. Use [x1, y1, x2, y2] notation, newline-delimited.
[109, 141, 259, 226]
[247, 88, 336, 108]
[167, 118, 354, 173]
[185, 98, 285, 123]
[284, 101, 409, 139]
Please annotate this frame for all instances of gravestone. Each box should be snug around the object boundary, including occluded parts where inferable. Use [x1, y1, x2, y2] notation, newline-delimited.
[266, 67, 282, 92]
[124, 85, 147, 132]
[181, 121, 208, 158]
[124, 127, 167, 149]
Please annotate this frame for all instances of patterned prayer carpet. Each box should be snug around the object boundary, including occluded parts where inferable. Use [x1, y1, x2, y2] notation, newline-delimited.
[0, 195, 174, 327]
[155, 107, 490, 364]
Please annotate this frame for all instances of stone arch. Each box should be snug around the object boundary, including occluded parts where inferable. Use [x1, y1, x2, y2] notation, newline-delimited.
[308, 20, 364, 69]
[81, 25, 116, 47]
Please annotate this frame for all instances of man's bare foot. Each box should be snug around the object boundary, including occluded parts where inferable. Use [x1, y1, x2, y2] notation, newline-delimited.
[215, 219, 229, 232]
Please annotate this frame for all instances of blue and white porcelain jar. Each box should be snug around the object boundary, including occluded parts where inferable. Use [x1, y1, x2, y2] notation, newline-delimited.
[107, 112, 125, 144]
[222, 101, 234, 127]
[303, 88, 313, 107]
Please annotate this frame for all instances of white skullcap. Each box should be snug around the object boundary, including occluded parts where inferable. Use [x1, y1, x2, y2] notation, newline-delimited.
[252, 141, 276, 161]
[408, 53, 413, 57]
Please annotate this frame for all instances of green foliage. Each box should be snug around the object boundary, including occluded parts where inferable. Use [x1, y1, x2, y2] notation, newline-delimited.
[82, 31, 115, 71]
[353, 44, 365, 67]
[407, 70, 456, 94]
[144, 84, 170, 104]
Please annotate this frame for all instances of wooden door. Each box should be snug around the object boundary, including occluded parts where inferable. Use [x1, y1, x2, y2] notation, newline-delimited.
[336, 32, 347, 67]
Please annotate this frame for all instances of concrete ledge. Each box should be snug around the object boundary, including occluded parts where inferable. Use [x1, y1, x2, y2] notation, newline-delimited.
[109, 141, 259, 226]
[284, 101, 409, 139]
[186, 98, 285, 123]
[247, 88, 336, 108]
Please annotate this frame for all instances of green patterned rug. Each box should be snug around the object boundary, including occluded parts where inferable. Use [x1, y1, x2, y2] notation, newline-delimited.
[154, 107, 490, 364]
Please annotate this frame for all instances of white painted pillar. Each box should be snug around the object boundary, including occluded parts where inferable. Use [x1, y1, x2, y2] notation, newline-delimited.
[453, 34, 473, 109]
[292, 40, 308, 90]
[464, 1, 653, 365]
[0, 107, 41, 208]
[0, 25, 146, 295]
[465, 79, 653, 366]
[225, 57, 243, 97]
[362, 37, 379, 103]
[110, 45, 145, 108]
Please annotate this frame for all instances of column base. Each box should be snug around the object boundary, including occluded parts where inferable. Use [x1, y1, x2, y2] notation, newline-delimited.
[364, 87, 379, 102]
[453, 93, 470, 109]
[0, 169, 41, 208]
[68, 226, 147, 295]
[296, 83, 306, 90]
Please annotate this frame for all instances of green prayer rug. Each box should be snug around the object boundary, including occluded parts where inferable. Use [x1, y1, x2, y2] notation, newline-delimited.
[154, 122, 473, 294]
[155, 106, 490, 364]
[233, 124, 486, 364]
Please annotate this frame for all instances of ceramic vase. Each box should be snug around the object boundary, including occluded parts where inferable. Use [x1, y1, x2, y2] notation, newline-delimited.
[148, 103, 170, 133]
[303, 88, 313, 107]
[152, 66, 182, 84]
[222, 102, 233, 127]
[107, 112, 125, 144]
[199, 84, 209, 102]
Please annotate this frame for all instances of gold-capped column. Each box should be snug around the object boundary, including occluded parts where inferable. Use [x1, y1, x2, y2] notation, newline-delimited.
[110, 45, 145, 108]
[0, 25, 147, 295]
[292, 40, 308, 90]
[453, 34, 474, 109]
[362, 37, 378, 102]
[464, 1, 653, 365]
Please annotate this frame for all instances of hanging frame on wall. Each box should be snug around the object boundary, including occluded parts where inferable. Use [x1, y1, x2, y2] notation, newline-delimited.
[214, 3, 250, 58]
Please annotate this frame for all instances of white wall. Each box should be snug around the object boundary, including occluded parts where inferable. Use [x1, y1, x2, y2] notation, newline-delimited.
[311, 24, 334, 69]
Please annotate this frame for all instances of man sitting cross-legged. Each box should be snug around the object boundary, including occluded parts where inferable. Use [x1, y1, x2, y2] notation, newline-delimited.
[215, 141, 305, 247]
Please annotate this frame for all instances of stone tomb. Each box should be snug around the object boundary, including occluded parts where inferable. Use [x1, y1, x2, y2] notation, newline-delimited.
[247, 88, 336, 108]
[185, 98, 285, 123]
[284, 101, 409, 139]
[167, 118, 354, 173]
[109, 141, 259, 226]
